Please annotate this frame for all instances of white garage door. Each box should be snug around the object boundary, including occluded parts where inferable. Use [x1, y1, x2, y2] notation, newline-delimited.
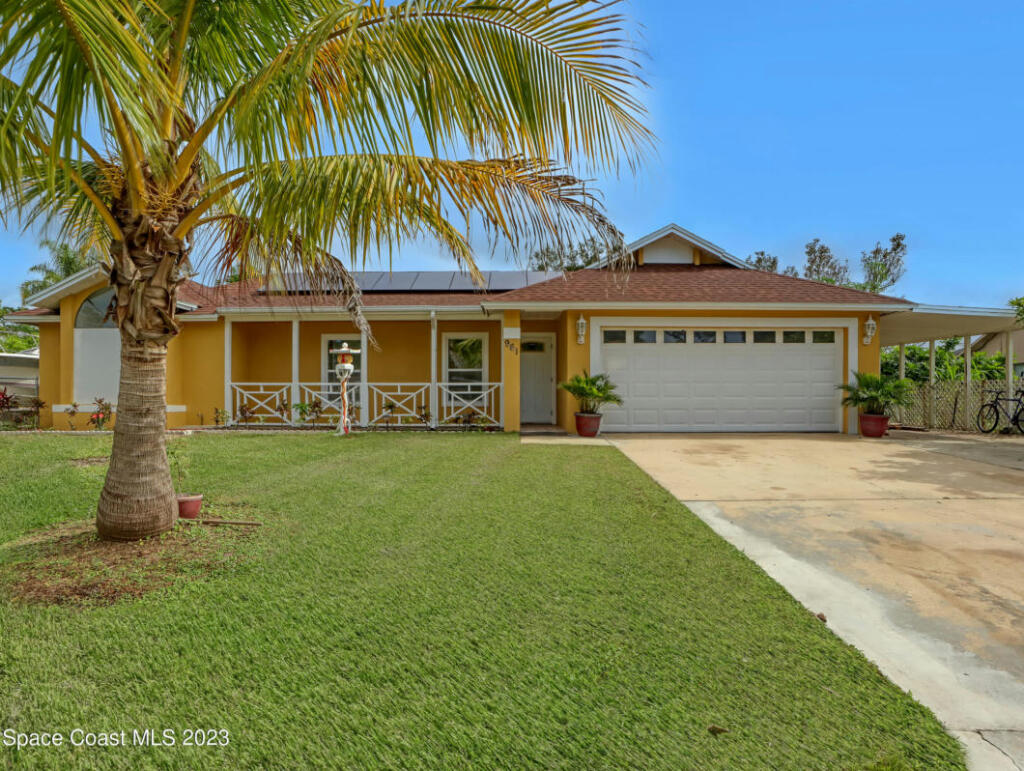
[598, 326, 843, 432]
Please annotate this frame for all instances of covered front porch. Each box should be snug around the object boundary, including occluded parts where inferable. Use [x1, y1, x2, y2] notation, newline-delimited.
[222, 313, 510, 429]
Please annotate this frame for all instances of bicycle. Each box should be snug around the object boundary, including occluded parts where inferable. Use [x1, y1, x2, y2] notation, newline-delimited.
[976, 386, 1024, 434]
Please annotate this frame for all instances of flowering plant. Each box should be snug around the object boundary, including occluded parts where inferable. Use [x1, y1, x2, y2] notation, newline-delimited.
[88, 397, 113, 430]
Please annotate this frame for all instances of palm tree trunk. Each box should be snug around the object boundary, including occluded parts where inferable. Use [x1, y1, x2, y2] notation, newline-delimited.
[96, 337, 177, 540]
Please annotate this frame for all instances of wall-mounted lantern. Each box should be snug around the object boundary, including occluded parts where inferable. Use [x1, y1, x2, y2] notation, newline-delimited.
[862, 315, 877, 346]
[576, 314, 587, 344]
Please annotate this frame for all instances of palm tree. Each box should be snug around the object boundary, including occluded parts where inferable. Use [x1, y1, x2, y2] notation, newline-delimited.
[20, 240, 97, 303]
[0, 0, 650, 540]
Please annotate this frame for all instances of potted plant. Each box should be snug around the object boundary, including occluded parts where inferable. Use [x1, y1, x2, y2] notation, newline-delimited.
[838, 372, 914, 438]
[167, 440, 202, 518]
[558, 371, 623, 437]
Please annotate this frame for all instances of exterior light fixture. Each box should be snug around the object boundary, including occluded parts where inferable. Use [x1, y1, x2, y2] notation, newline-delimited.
[576, 314, 587, 344]
[863, 315, 877, 346]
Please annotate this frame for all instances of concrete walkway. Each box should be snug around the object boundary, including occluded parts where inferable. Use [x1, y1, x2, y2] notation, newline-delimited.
[610, 432, 1024, 771]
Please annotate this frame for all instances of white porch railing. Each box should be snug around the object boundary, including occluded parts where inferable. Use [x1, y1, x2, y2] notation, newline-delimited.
[231, 383, 292, 424]
[231, 382, 502, 428]
[439, 383, 501, 427]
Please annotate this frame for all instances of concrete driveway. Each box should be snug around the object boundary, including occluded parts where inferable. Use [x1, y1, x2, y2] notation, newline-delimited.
[610, 431, 1024, 770]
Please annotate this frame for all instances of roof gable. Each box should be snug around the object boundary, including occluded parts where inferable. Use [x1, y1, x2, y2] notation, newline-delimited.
[627, 224, 750, 269]
[23, 264, 107, 309]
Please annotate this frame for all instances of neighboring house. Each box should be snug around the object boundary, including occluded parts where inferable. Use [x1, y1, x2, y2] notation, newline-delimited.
[0, 348, 39, 401]
[971, 330, 1024, 378]
[11, 223, 1018, 434]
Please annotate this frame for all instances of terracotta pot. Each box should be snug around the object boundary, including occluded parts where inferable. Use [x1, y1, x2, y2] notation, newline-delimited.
[858, 413, 889, 438]
[177, 494, 203, 519]
[574, 412, 603, 437]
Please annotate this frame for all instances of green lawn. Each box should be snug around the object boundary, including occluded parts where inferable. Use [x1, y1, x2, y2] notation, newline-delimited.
[0, 434, 964, 769]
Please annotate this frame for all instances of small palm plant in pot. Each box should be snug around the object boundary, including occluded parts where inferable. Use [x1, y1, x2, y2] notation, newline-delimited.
[559, 372, 623, 437]
[838, 372, 915, 437]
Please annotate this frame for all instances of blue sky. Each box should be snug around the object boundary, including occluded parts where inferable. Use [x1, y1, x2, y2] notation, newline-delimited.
[2, 0, 1022, 307]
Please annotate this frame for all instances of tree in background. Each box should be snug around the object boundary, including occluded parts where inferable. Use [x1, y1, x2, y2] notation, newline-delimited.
[0, 307, 38, 353]
[528, 236, 621, 272]
[881, 339, 1006, 382]
[802, 239, 851, 285]
[0, 0, 649, 540]
[19, 240, 98, 303]
[1010, 297, 1024, 325]
[745, 250, 798, 276]
[857, 233, 907, 293]
[747, 233, 907, 293]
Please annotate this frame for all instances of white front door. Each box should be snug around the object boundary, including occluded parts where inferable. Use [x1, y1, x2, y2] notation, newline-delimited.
[520, 336, 555, 424]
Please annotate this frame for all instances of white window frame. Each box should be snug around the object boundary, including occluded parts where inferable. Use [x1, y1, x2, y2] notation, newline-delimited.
[442, 332, 489, 384]
[320, 333, 366, 385]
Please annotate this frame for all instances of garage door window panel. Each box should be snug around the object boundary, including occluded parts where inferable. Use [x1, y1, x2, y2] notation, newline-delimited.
[603, 330, 626, 344]
[783, 330, 807, 344]
[723, 330, 747, 344]
[812, 330, 836, 343]
[753, 330, 777, 344]
[663, 330, 687, 343]
[694, 331, 717, 344]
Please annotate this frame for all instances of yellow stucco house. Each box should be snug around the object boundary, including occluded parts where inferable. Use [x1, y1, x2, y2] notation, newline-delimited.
[13, 224, 1018, 434]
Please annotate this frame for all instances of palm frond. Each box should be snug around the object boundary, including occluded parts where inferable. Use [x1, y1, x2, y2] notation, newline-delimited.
[193, 154, 623, 288]
[222, 0, 651, 170]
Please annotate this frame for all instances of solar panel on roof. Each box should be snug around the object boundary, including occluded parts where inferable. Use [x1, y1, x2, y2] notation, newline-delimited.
[351, 271, 386, 290]
[408, 272, 454, 291]
[527, 270, 562, 285]
[261, 269, 564, 294]
[372, 272, 419, 291]
[447, 273, 483, 291]
[486, 271, 528, 291]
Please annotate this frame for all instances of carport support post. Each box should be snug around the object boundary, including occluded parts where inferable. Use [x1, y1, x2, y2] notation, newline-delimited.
[897, 344, 906, 424]
[963, 335, 972, 430]
[928, 340, 936, 428]
[1007, 332, 1015, 393]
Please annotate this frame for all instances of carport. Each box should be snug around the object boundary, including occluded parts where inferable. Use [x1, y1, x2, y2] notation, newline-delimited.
[877, 304, 1019, 415]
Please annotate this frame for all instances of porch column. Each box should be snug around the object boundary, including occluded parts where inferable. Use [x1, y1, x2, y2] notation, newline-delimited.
[223, 318, 233, 422]
[1006, 331, 1015, 395]
[501, 310, 521, 431]
[928, 339, 936, 428]
[897, 343, 906, 424]
[291, 320, 299, 424]
[429, 312, 438, 427]
[963, 334, 972, 430]
[359, 327, 368, 427]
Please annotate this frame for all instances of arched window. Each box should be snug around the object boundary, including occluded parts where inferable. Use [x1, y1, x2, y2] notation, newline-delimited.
[74, 287, 120, 403]
[75, 287, 116, 328]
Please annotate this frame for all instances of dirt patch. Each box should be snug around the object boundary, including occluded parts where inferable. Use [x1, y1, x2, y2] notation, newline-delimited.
[1, 519, 257, 606]
[71, 456, 108, 467]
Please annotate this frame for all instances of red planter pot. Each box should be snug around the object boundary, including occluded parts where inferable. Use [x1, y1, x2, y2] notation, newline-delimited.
[574, 412, 603, 438]
[177, 494, 203, 519]
[858, 413, 890, 438]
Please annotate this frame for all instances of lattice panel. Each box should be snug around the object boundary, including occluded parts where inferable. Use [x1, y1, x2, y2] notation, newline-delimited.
[895, 378, 1024, 431]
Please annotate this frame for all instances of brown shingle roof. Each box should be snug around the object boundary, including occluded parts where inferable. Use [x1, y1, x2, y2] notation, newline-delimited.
[179, 280, 492, 314]
[486, 264, 912, 305]
[6, 307, 57, 317]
